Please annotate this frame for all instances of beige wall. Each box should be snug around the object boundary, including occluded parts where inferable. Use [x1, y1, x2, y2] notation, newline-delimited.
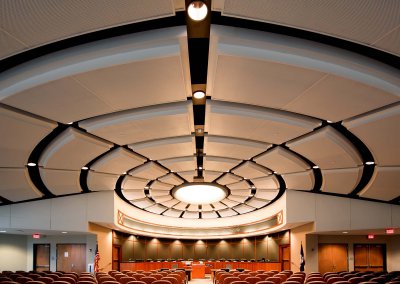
[290, 222, 315, 273]
[0, 234, 28, 271]
[88, 223, 112, 272]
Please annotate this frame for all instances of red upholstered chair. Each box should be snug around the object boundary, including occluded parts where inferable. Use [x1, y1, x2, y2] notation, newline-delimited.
[245, 276, 262, 284]
[133, 275, 146, 281]
[306, 277, 324, 283]
[324, 274, 339, 282]
[36, 277, 54, 284]
[284, 281, 303, 284]
[223, 277, 241, 284]
[167, 274, 182, 284]
[77, 277, 95, 283]
[287, 277, 304, 284]
[140, 277, 157, 284]
[256, 281, 277, 284]
[100, 281, 119, 284]
[151, 280, 172, 284]
[266, 277, 283, 284]
[114, 275, 126, 281]
[1, 282, 19, 284]
[275, 274, 288, 282]
[57, 277, 76, 284]
[142, 273, 152, 277]
[16, 277, 33, 284]
[120, 277, 136, 284]
[306, 281, 326, 284]
[126, 281, 147, 284]
[25, 281, 46, 284]
[327, 277, 346, 284]
[157, 273, 168, 278]
[230, 281, 248, 284]
[249, 272, 259, 276]
[51, 281, 71, 284]
[238, 274, 251, 281]
[150, 275, 162, 281]
[98, 277, 116, 284]
[126, 273, 137, 277]
[257, 274, 270, 281]
[349, 278, 365, 284]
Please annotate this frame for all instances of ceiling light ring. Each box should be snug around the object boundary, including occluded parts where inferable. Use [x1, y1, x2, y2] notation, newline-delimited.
[187, 1, 208, 22]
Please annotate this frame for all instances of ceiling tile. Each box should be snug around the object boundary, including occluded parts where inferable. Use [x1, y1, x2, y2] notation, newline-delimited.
[359, 166, 400, 201]
[232, 161, 271, 179]
[0, 168, 42, 201]
[158, 156, 197, 172]
[282, 170, 315, 190]
[129, 162, 169, 180]
[121, 176, 149, 190]
[40, 168, 81, 196]
[87, 171, 119, 191]
[158, 173, 184, 185]
[216, 173, 242, 185]
[203, 156, 241, 172]
[321, 167, 363, 195]
[251, 176, 279, 189]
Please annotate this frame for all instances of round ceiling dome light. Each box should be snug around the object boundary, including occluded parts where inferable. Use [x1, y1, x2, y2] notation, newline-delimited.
[188, 1, 208, 21]
[193, 90, 205, 99]
[172, 183, 228, 205]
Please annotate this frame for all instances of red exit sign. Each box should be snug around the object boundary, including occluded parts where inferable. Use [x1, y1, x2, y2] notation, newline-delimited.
[32, 233, 41, 239]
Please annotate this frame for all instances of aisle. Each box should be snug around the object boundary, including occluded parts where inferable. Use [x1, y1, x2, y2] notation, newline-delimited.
[189, 274, 213, 284]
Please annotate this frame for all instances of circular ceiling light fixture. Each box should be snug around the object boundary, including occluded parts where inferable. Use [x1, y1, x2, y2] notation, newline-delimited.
[188, 1, 208, 21]
[172, 183, 228, 205]
[193, 90, 206, 99]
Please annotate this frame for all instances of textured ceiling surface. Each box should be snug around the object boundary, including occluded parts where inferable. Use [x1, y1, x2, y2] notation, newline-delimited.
[0, 1, 399, 224]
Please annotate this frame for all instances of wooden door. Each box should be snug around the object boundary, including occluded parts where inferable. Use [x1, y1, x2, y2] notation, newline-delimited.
[280, 245, 290, 271]
[57, 244, 86, 273]
[112, 245, 121, 271]
[318, 244, 348, 274]
[33, 244, 50, 272]
[354, 244, 385, 272]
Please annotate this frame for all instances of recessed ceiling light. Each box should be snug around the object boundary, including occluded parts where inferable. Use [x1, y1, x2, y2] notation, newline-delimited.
[193, 90, 205, 99]
[273, 171, 278, 174]
[365, 161, 375, 165]
[0, 230, 6, 233]
[61, 231, 68, 234]
[67, 122, 73, 125]
[196, 128, 203, 134]
[342, 231, 348, 234]
[327, 120, 333, 123]
[81, 166, 89, 170]
[250, 185, 256, 189]
[27, 162, 36, 167]
[173, 183, 227, 205]
[188, 1, 208, 21]
[198, 166, 203, 170]
[144, 186, 149, 189]
[313, 165, 319, 169]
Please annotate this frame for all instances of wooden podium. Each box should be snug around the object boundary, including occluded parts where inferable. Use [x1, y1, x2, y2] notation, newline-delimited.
[191, 263, 205, 279]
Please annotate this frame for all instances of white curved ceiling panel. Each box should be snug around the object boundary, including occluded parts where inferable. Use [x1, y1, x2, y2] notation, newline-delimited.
[203, 156, 241, 172]
[201, 204, 213, 211]
[187, 204, 200, 211]
[149, 189, 170, 197]
[40, 168, 81, 196]
[146, 204, 168, 215]
[221, 0, 400, 56]
[132, 198, 155, 209]
[122, 189, 146, 200]
[203, 170, 223, 183]
[229, 189, 252, 197]
[121, 176, 149, 190]
[234, 204, 254, 214]
[282, 170, 315, 190]
[0, 106, 57, 167]
[158, 173, 184, 186]
[232, 161, 271, 179]
[228, 195, 248, 203]
[254, 146, 310, 174]
[158, 156, 197, 172]
[91, 147, 146, 174]
[173, 202, 189, 210]
[39, 128, 113, 170]
[343, 103, 400, 166]
[73, 56, 189, 111]
[182, 211, 199, 219]
[321, 167, 363, 195]
[218, 208, 238, 217]
[206, 100, 321, 144]
[0, 168, 42, 201]
[251, 176, 280, 189]
[0, 0, 176, 60]
[79, 101, 194, 145]
[221, 198, 239, 207]
[202, 211, 219, 219]
[226, 180, 250, 191]
[87, 171, 119, 191]
[163, 209, 182, 218]
[176, 170, 196, 183]
[287, 126, 363, 169]
[216, 173, 242, 185]
[160, 199, 180, 208]
[150, 181, 174, 191]
[211, 55, 325, 109]
[283, 74, 399, 122]
[211, 202, 228, 210]
[2, 77, 115, 124]
[129, 136, 195, 160]
[204, 135, 270, 160]
[359, 166, 400, 201]
[128, 162, 168, 180]
[246, 198, 269, 209]
[152, 195, 173, 203]
[254, 189, 279, 201]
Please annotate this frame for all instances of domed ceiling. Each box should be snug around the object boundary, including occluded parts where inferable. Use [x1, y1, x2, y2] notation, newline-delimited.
[0, 1, 399, 223]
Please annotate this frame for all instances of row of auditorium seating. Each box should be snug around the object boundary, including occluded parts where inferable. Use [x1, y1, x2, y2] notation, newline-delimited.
[214, 268, 304, 284]
[304, 271, 400, 284]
